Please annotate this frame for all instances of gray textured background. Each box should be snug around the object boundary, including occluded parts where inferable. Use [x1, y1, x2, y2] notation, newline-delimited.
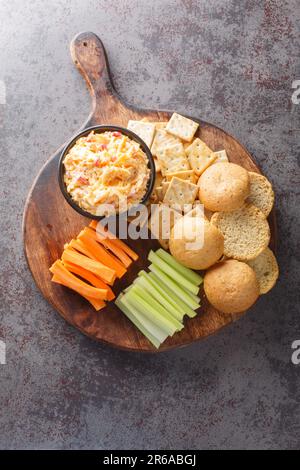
[0, 0, 299, 450]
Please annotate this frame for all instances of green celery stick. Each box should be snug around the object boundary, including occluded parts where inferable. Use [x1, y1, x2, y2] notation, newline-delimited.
[181, 286, 202, 305]
[156, 248, 203, 286]
[149, 264, 200, 311]
[138, 270, 186, 315]
[129, 284, 183, 332]
[135, 275, 184, 321]
[148, 272, 198, 318]
[121, 295, 168, 344]
[117, 294, 168, 343]
[140, 271, 188, 317]
[148, 250, 199, 295]
[115, 297, 163, 348]
[124, 290, 178, 336]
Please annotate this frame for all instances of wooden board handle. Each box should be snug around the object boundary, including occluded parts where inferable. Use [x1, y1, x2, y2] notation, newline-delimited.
[70, 32, 121, 124]
[70, 31, 164, 126]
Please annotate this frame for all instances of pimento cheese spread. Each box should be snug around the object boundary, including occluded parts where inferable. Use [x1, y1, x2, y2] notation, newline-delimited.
[63, 131, 150, 216]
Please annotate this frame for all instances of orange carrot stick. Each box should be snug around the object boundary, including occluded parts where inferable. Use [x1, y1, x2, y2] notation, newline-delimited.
[78, 229, 127, 278]
[83, 297, 105, 311]
[62, 261, 115, 301]
[89, 220, 98, 230]
[84, 227, 132, 268]
[50, 260, 108, 300]
[61, 249, 116, 285]
[52, 274, 106, 310]
[108, 238, 138, 261]
[89, 221, 139, 261]
[100, 239, 132, 267]
[69, 239, 98, 261]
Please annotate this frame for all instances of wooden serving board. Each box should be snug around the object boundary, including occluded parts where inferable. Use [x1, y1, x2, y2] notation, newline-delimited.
[23, 32, 277, 352]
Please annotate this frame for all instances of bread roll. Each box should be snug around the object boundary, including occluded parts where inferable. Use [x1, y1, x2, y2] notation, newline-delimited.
[247, 247, 279, 294]
[199, 162, 250, 212]
[210, 203, 270, 261]
[169, 216, 224, 270]
[247, 172, 274, 217]
[204, 259, 260, 314]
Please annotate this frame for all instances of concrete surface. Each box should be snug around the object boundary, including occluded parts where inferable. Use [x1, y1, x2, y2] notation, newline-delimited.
[0, 0, 299, 450]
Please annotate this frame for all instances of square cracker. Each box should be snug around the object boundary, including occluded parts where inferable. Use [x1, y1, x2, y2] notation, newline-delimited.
[185, 201, 205, 218]
[165, 170, 197, 184]
[155, 186, 164, 201]
[163, 177, 198, 209]
[185, 137, 213, 156]
[185, 201, 214, 221]
[151, 129, 182, 157]
[159, 146, 190, 176]
[127, 204, 150, 228]
[190, 153, 216, 176]
[154, 122, 168, 130]
[155, 182, 170, 202]
[127, 120, 156, 148]
[150, 172, 164, 202]
[149, 203, 182, 250]
[162, 181, 170, 197]
[212, 149, 228, 164]
[166, 113, 199, 142]
[186, 138, 216, 176]
[154, 157, 162, 173]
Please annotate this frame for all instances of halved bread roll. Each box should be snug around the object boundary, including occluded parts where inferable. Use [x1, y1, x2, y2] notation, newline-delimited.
[247, 247, 279, 294]
[247, 172, 274, 217]
[211, 203, 270, 261]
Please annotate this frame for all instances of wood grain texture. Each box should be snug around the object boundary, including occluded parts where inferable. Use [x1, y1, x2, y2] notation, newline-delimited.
[23, 32, 277, 352]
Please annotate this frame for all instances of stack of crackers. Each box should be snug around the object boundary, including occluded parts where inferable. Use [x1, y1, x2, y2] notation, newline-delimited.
[127, 113, 228, 249]
[128, 112, 227, 211]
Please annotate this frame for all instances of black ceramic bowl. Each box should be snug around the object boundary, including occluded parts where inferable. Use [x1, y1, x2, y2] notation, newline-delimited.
[58, 125, 155, 220]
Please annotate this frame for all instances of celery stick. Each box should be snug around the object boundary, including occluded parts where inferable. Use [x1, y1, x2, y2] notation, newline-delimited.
[120, 296, 168, 344]
[116, 297, 162, 349]
[156, 248, 203, 286]
[149, 263, 201, 307]
[124, 290, 178, 336]
[149, 264, 200, 311]
[181, 286, 202, 305]
[148, 272, 198, 318]
[117, 295, 168, 344]
[135, 275, 184, 321]
[148, 251, 199, 295]
[123, 285, 132, 293]
[129, 284, 183, 332]
[138, 270, 189, 317]
[140, 271, 187, 317]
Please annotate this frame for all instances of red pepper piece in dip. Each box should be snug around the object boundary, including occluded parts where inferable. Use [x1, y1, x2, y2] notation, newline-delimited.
[78, 176, 89, 185]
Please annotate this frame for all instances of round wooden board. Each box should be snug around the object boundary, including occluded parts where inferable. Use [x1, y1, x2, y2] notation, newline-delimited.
[23, 32, 277, 352]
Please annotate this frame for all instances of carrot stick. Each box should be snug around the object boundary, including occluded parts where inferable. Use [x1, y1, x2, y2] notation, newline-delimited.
[89, 220, 98, 230]
[83, 297, 105, 311]
[108, 238, 138, 261]
[50, 260, 108, 300]
[89, 221, 120, 241]
[99, 239, 132, 267]
[62, 261, 115, 301]
[52, 274, 106, 310]
[69, 239, 98, 261]
[61, 249, 116, 285]
[89, 221, 139, 261]
[78, 229, 127, 278]
[84, 227, 132, 268]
